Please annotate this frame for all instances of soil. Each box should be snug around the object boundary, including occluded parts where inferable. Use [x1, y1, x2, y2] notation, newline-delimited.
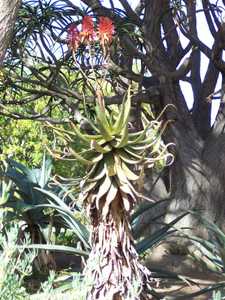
[146, 243, 224, 299]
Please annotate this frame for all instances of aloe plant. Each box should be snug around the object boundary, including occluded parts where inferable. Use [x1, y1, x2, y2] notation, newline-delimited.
[0, 154, 80, 226]
[1, 156, 52, 224]
[50, 87, 173, 299]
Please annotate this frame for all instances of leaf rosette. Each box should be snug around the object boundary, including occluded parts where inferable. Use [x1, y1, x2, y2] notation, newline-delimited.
[49, 88, 174, 219]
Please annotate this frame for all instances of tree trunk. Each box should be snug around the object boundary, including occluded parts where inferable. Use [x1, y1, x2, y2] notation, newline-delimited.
[140, 80, 225, 242]
[165, 83, 225, 234]
[85, 194, 154, 300]
[0, 0, 21, 66]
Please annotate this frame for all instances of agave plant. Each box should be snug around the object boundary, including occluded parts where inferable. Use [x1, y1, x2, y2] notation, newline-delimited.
[185, 211, 225, 274]
[50, 88, 173, 299]
[0, 155, 88, 273]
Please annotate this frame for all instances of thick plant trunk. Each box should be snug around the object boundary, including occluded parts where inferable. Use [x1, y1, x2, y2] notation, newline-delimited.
[158, 80, 205, 233]
[164, 83, 225, 236]
[164, 133, 225, 241]
[139, 80, 225, 241]
[84, 194, 154, 300]
[200, 133, 225, 231]
[0, 0, 21, 65]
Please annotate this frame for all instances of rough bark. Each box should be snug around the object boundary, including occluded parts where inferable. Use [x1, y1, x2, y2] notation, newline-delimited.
[0, 0, 21, 66]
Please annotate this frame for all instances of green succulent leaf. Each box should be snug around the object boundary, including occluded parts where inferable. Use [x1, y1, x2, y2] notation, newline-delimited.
[95, 104, 113, 141]
[113, 86, 131, 135]
[121, 192, 131, 212]
[91, 140, 112, 154]
[71, 122, 101, 142]
[87, 162, 106, 183]
[81, 180, 98, 195]
[95, 175, 112, 209]
[104, 153, 116, 176]
[102, 179, 118, 218]
[116, 149, 143, 165]
[127, 124, 150, 145]
[69, 148, 94, 166]
[121, 162, 139, 181]
[115, 124, 129, 148]
[85, 152, 103, 164]
[18, 244, 89, 257]
[123, 147, 145, 161]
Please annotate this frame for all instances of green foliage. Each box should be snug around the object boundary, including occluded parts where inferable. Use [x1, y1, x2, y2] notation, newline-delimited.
[0, 224, 36, 300]
[213, 290, 224, 300]
[29, 272, 93, 300]
[0, 117, 84, 178]
[135, 212, 188, 255]
[0, 117, 48, 166]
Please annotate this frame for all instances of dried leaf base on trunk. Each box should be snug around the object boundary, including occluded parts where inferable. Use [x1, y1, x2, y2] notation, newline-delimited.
[83, 195, 155, 300]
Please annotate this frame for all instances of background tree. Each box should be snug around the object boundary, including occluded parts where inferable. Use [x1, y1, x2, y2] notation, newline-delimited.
[0, 0, 21, 65]
[1, 0, 225, 238]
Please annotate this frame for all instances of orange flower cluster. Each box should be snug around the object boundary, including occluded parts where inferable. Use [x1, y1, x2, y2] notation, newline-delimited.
[67, 16, 114, 54]
[80, 16, 95, 43]
[67, 24, 80, 52]
[98, 17, 114, 47]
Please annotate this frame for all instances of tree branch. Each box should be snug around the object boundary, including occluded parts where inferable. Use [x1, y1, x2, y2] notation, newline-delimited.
[81, 0, 123, 23]
[161, 1, 183, 67]
[193, 58, 220, 139]
[178, 17, 212, 59]
[209, 2, 221, 29]
[202, 0, 217, 38]
[118, 0, 141, 24]
[185, 1, 202, 114]
[142, 0, 172, 74]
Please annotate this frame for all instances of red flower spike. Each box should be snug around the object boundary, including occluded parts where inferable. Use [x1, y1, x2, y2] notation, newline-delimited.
[67, 24, 80, 52]
[80, 16, 95, 43]
[98, 17, 114, 47]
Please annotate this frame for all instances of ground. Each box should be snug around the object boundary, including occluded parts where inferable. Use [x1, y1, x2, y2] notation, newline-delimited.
[147, 243, 224, 299]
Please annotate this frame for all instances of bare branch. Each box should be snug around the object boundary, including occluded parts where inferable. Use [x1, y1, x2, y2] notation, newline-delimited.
[191, 21, 225, 138]
[211, 23, 225, 72]
[0, 94, 43, 105]
[193, 60, 219, 138]
[185, 1, 202, 112]
[80, 0, 122, 23]
[209, 2, 221, 29]
[202, 0, 217, 38]
[119, 0, 141, 24]
[178, 23, 211, 59]
[134, 0, 145, 16]
[161, 1, 183, 67]
[0, 110, 69, 124]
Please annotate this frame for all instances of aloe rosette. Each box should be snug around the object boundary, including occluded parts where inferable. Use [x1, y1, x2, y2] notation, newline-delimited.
[51, 88, 173, 299]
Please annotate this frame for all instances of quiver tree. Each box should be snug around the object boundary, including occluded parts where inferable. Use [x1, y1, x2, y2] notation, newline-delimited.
[50, 88, 173, 299]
